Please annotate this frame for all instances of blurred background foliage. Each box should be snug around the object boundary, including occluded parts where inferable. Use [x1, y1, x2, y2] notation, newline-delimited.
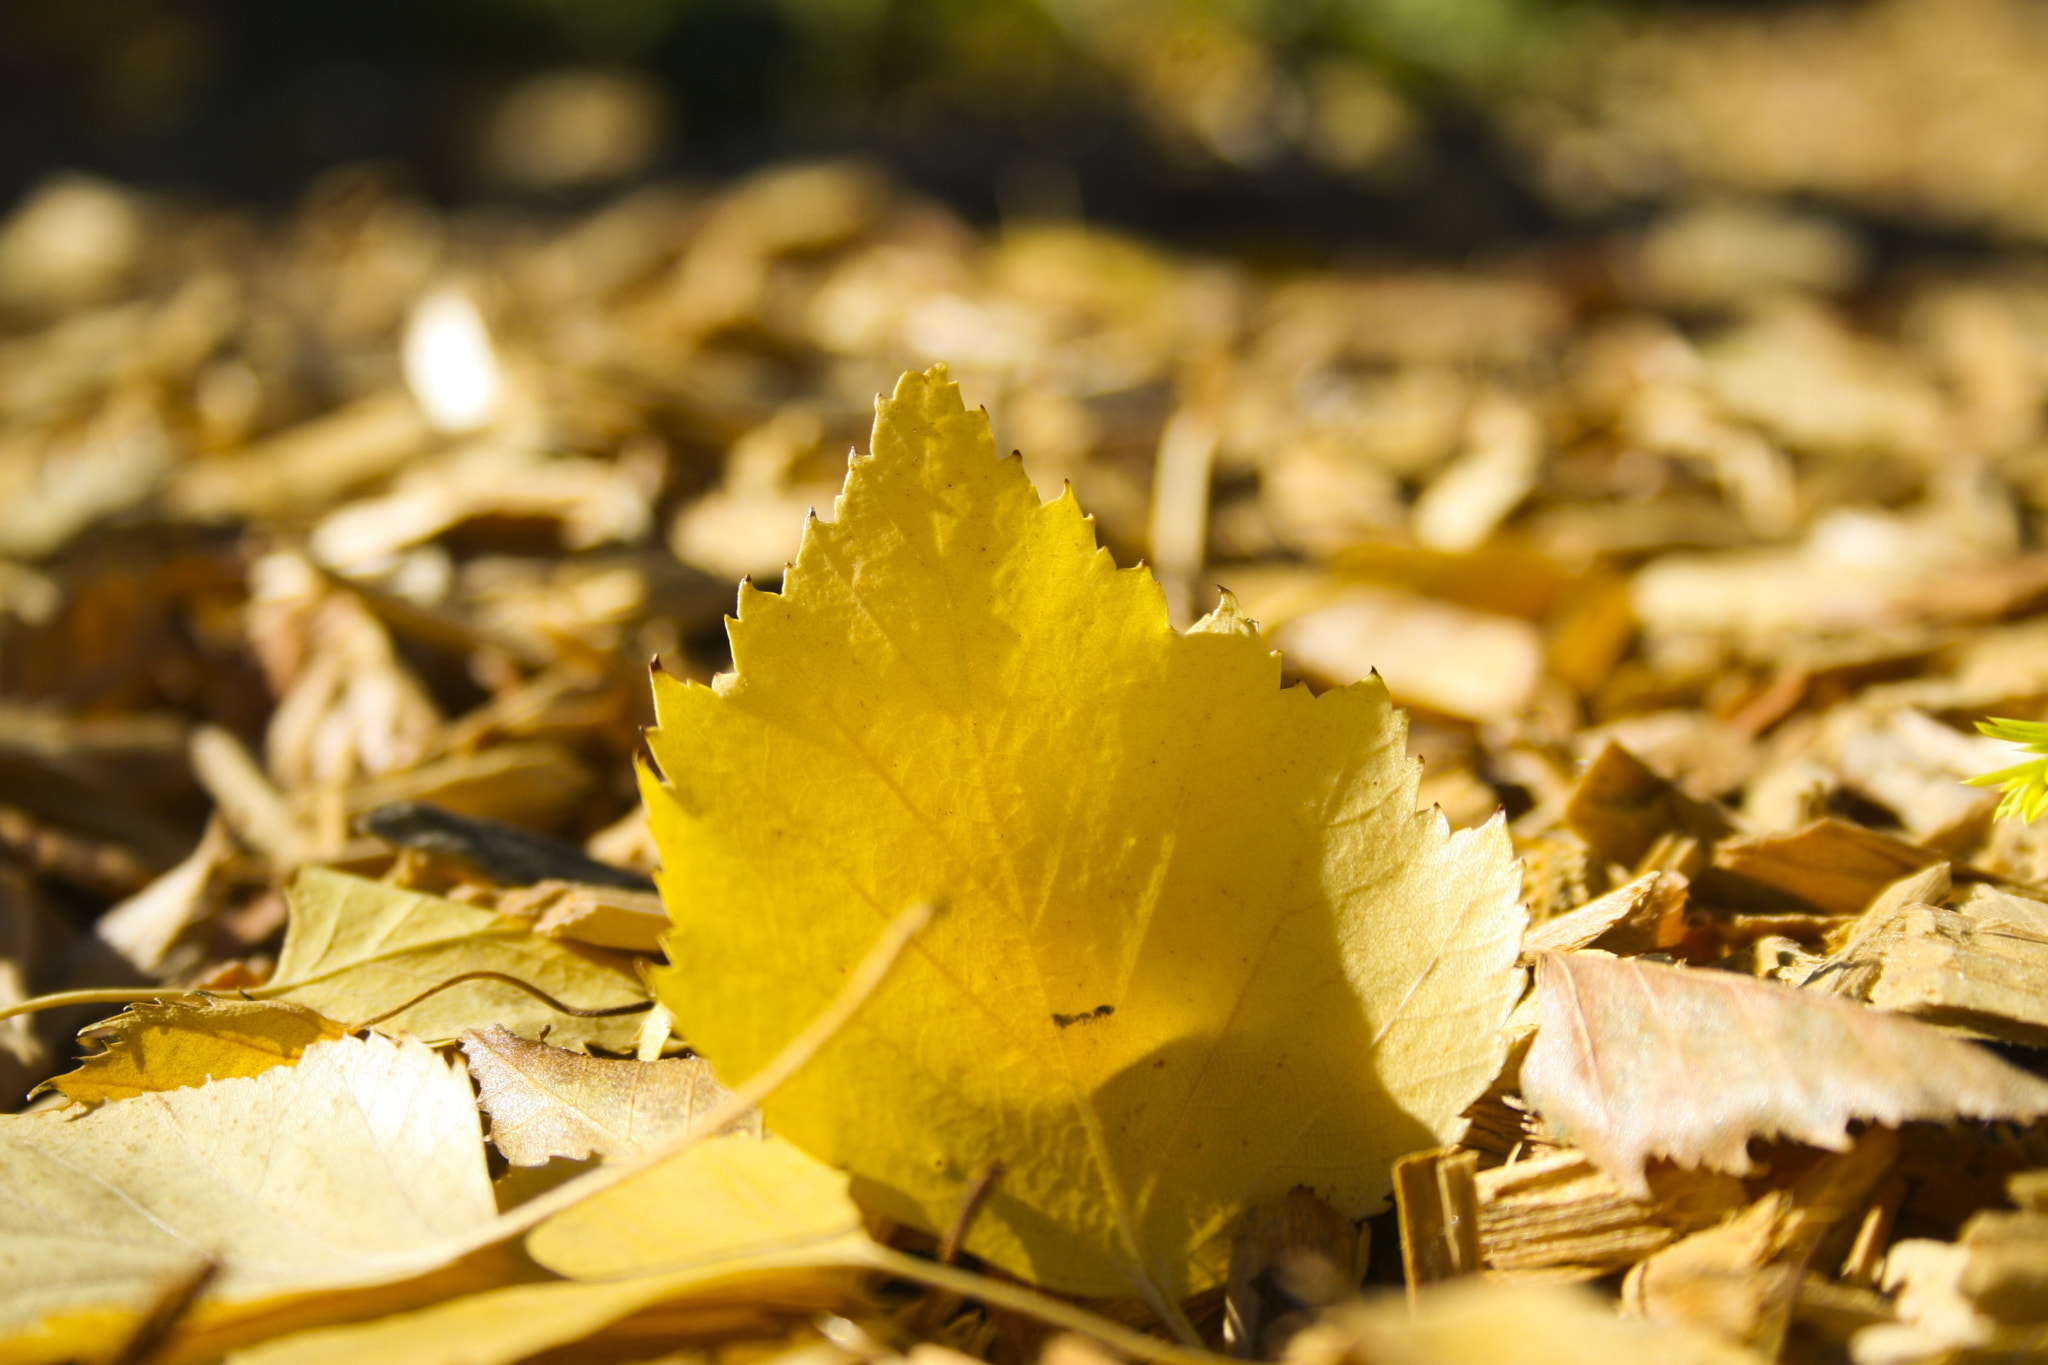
[0, 0, 1621, 258]
[19, 0, 2047, 260]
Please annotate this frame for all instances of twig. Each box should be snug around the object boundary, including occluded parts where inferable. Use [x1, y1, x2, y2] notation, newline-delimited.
[0, 986, 189, 1024]
[864, 1243, 1226, 1365]
[939, 1161, 1004, 1265]
[351, 970, 655, 1028]
[104, 1258, 220, 1365]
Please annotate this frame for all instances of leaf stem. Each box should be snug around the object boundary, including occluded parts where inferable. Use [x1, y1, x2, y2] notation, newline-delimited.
[862, 1242, 1225, 1365]
[938, 1161, 1004, 1264]
[0, 987, 192, 1023]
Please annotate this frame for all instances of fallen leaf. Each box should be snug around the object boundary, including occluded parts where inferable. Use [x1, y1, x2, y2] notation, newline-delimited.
[525, 1129, 1212, 1365]
[526, 1130, 872, 1281]
[254, 867, 647, 1050]
[222, 1263, 860, 1365]
[1281, 1280, 1766, 1365]
[0, 1032, 496, 1354]
[36, 997, 347, 1106]
[1267, 585, 1544, 721]
[462, 1023, 744, 1166]
[642, 366, 1526, 1307]
[1521, 951, 2048, 1194]
[245, 1129, 1194, 1365]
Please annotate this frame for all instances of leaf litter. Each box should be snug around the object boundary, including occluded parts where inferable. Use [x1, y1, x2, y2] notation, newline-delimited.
[20, 56, 2048, 1361]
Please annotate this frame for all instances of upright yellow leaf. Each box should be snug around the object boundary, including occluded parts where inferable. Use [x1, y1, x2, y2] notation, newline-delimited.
[643, 366, 1526, 1307]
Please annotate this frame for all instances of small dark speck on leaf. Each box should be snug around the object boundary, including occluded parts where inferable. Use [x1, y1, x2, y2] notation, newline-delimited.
[1051, 1004, 1114, 1029]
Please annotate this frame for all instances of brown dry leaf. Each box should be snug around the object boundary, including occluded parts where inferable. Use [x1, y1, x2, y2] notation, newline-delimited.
[1521, 951, 2048, 1194]
[37, 997, 347, 1106]
[462, 1023, 744, 1166]
[92, 816, 234, 977]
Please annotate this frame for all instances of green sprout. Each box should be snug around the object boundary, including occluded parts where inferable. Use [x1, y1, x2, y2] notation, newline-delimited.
[1968, 718, 2048, 822]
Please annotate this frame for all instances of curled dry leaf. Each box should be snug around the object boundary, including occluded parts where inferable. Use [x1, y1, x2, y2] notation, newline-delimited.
[462, 1023, 747, 1167]
[36, 997, 346, 1106]
[642, 366, 1527, 1307]
[0, 1032, 496, 1356]
[1521, 952, 2048, 1195]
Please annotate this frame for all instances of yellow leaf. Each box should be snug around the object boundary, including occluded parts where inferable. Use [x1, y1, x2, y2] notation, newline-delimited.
[527, 1131, 869, 1281]
[461, 1023, 751, 1167]
[0, 1033, 497, 1359]
[220, 1266, 861, 1365]
[244, 1132, 1122, 1365]
[226, 1133, 874, 1365]
[256, 867, 647, 1050]
[642, 365, 1526, 1308]
[525, 1129, 1229, 1365]
[35, 998, 346, 1107]
[1285, 1281, 1766, 1365]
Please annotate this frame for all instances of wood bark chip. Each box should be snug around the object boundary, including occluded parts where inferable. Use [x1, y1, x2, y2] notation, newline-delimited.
[1395, 1147, 1482, 1300]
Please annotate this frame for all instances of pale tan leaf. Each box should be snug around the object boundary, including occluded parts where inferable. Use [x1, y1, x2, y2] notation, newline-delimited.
[0, 1032, 496, 1350]
[1522, 952, 2048, 1194]
[461, 1023, 746, 1166]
